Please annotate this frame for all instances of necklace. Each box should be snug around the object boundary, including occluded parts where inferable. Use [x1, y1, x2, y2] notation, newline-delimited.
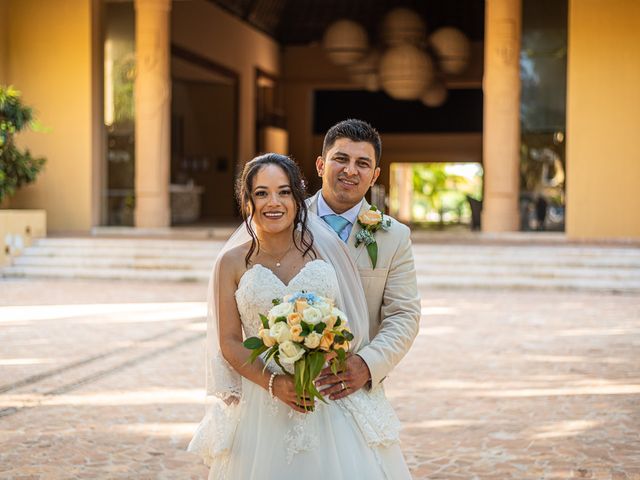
[260, 242, 294, 268]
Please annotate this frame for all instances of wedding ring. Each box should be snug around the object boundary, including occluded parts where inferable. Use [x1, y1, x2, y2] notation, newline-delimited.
[340, 381, 347, 391]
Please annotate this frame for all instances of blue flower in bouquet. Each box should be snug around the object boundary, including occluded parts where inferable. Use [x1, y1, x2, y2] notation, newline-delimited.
[287, 291, 320, 305]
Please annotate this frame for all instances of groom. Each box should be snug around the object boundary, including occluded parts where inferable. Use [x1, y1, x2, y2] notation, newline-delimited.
[311, 119, 421, 400]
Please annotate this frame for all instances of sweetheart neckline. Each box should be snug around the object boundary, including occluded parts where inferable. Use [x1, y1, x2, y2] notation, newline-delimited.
[239, 259, 326, 290]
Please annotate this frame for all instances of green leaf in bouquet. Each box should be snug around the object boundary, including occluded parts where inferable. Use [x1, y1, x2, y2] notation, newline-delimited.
[294, 358, 306, 399]
[259, 313, 269, 329]
[262, 345, 280, 372]
[343, 331, 354, 341]
[330, 361, 339, 376]
[301, 321, 312, 335]
[272, 298, 282, 305]
[313, 322, 326, 334]
[306, 378, 327, 404]
[307, 351, 325, 380]
[335, 317, 342, 327]
[366, 242, 378, 269]
[337, 347, 346, 363]
[275, 316, 287, 324]
[243, 337, 265, 350]
[246, 344, 268, 365]
[334, 334, 345, 344]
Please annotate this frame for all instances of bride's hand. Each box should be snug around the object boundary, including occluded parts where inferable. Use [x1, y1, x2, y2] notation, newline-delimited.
[272, 375, 312, 414]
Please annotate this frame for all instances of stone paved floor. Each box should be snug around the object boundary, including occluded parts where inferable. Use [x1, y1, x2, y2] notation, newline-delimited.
[0, 279, 639, 479]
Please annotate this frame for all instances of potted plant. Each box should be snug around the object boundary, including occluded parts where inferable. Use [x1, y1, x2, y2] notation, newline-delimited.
[0, 85, 46, 205]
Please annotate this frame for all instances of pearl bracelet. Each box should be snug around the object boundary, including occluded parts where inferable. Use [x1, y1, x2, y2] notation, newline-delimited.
[268, 372, 279, 399]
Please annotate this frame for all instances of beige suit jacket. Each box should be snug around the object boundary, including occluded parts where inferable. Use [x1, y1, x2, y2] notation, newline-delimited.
[308, 191, 421, 387]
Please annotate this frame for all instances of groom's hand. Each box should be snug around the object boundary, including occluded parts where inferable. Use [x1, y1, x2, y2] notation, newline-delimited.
[315, 354, 371, 401]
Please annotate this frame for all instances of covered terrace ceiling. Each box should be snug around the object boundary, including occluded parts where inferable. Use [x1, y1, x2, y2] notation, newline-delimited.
[206, 0, 485, 45]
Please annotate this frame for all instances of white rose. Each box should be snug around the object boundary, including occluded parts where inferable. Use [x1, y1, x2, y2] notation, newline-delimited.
[314, 300, 333, 316]
[331, 307, 348, 322]
[268, 302, 294, 326]
[279, 341, 305, 364]
[304, 331, 322, 349]
[270, 322, 291, 344]
[302, 306, 323, 325]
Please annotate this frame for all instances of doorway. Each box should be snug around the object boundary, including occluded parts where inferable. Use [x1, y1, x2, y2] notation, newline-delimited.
[389, 162, 484, 230]
[170, 46, 239, 224]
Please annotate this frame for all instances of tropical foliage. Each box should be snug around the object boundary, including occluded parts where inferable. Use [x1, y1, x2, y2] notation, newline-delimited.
[411, 163, 483, 226]
[0, 85, 46, 204]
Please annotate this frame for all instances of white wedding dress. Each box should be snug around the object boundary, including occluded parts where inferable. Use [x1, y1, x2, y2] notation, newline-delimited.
[201, 259, 411, 480]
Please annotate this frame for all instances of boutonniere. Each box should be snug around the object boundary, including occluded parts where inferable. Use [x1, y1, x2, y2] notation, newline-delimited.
[354, 205, 392, 268]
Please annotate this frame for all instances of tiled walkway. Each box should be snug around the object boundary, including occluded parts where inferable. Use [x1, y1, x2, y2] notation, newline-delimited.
[0, 279, 638, 479]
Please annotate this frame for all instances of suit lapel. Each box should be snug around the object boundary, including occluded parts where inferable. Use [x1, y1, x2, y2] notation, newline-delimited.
[307, 191, 320, 215]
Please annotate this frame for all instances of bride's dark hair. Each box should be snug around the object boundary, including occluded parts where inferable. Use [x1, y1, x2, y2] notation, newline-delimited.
[236, 153, 315, 267]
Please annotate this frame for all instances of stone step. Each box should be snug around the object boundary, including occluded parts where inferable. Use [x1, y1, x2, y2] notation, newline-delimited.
[416, 275, 640, 293]
[412, 253, 640, 269]
[11, 254, 640, 280]
[2, 264, 209, 282]
[11, 255, 216, 270]
[20, 246, 222, 260]
[4, 264, 638, 293]
[414, 263, 640, 280]
[21, 244, 640, 268]
[3, 237, 639, 292]
[35, 237, 225, 248]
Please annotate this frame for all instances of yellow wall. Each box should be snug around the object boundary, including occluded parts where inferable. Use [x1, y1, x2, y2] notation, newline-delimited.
[171, 0, 281, 169]
[5, 0, 96, 232]
[566, 0, 640, 239]
[0, 0, 7, 84]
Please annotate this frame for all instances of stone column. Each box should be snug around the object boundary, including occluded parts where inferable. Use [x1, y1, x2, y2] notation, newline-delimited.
[134, 0, 171, 228]
[482, 0, 522, 232]
[396, 164, 413, 224]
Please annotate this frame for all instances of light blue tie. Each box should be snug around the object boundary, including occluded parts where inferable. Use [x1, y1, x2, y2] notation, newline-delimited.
[323, 214, 350, 241]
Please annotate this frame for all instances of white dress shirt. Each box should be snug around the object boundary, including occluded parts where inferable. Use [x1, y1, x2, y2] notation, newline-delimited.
[317, 193, 363, 242]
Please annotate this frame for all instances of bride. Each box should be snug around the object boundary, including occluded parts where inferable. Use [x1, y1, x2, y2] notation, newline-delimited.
[188, 153, 411, 479]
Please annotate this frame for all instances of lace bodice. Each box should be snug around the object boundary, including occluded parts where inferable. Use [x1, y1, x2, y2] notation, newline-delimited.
[234, 259, 339, 339]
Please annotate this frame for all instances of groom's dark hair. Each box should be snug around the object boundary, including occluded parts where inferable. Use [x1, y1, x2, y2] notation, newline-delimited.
[322, 119, 382, 167]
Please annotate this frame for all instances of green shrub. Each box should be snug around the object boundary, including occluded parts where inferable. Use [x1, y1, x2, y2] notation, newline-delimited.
[0, 85, 46, 204]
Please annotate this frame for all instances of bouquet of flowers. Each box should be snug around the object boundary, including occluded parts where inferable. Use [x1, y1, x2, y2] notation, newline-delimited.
[243, 291, 354, 410]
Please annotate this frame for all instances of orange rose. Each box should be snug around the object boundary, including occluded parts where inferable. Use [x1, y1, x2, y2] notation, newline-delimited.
[290, 324, 304, 342]
[334, 340, 350, 352]
[258, 328, 276, 347]
[319, 331, 335, 351]
[323, 315, 337, 330]
[287, 312, 302, 326]
[295, 299, 309, 314]
[358, 209, 382, 227]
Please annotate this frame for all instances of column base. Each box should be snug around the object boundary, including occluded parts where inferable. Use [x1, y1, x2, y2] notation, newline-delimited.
[135, 195, 170, 228]
[481, 195, 520, 232]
